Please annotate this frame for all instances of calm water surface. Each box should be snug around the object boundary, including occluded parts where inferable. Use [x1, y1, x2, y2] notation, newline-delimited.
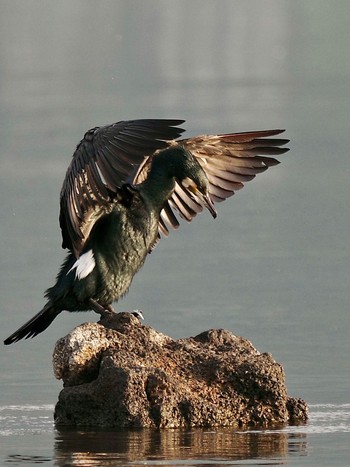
[1, 1, 349, 465]
[1, 404, 350, 465]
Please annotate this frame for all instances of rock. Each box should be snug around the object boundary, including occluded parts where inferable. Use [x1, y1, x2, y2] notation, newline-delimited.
[53, 312, 308, 428]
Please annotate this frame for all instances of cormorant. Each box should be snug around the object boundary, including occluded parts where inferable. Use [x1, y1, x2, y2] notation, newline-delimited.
[4, 119, 289, 344]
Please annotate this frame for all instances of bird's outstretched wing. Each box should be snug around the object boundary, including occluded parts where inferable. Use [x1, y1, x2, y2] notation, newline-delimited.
[59, 119, 185, 257]
[60, 122, 289, 256]
[136, 129, 289, 236]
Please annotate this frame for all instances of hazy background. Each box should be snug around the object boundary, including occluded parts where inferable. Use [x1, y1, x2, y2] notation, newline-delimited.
[1, 0, 349, 412]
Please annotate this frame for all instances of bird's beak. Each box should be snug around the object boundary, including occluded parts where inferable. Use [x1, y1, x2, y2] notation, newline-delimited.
[202, 192, 217, 219]
[182, 178, 217, 219]
[193, 188, 217, 218]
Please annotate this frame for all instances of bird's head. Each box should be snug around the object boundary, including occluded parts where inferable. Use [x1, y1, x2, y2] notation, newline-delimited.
[149, 145, 217, 218]
[172, 146, 217, 219]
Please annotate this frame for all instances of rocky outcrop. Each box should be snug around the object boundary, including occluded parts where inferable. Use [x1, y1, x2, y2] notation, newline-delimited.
[53, 312, 308, 428]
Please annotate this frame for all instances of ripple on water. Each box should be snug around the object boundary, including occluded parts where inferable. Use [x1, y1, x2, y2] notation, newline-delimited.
[0, 403, 349, 436]
[0, 405, 54, 436]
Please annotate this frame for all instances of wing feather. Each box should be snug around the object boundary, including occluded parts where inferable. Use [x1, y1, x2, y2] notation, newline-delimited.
[60, 121, 289, 256]
[152, 129, 289, 235]
[60, 119, 185, 256]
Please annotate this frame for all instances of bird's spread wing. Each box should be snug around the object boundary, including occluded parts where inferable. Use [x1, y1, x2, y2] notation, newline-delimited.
[59, 119, 185, 257]
[153, 129, 289, 236]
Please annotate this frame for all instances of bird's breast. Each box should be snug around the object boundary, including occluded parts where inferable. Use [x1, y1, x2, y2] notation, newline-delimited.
[90, 200, 159, 303]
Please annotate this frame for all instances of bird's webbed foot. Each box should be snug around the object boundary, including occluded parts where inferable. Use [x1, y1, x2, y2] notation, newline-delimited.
[89, 298, 116, 318]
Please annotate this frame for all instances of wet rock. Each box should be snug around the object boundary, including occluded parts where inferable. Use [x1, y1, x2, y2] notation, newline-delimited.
[53, 312, 308, 428]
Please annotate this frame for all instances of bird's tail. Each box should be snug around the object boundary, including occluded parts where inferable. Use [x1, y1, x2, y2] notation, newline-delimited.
[4, 303, 61, 345]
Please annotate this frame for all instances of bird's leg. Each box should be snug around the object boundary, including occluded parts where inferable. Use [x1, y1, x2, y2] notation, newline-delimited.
[89, 299, 143, 325]
[89, 298, 116, 317]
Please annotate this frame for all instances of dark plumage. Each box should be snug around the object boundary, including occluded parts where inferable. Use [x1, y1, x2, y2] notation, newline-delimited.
[4, 119, 289, 344]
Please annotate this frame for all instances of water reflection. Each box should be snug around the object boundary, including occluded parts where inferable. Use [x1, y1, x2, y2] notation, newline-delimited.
[54, 427, 308, 466]
[5, 454, 51, 465]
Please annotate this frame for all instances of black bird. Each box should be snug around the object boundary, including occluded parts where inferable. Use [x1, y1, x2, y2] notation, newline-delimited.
[4, 119, 289, 345]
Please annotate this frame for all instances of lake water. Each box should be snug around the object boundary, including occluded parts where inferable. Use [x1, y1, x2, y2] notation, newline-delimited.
[1, 1, 349, 465]
[0, 403, 349, 465]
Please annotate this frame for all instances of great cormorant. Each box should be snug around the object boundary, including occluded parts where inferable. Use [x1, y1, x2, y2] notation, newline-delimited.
[4, 119, 289, 344]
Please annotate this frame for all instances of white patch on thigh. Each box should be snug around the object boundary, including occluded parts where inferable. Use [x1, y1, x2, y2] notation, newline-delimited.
[68, 249, 95, 280]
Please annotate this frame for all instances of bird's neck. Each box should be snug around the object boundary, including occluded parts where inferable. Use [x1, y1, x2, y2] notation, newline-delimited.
[138, 146, 188, 213]
[139, 170, 176, 213]
[140, 146, 184, 212]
